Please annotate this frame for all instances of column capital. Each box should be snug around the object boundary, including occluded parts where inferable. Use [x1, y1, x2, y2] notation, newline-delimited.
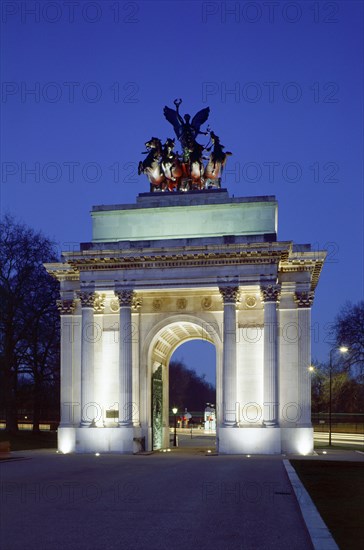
[115, 288, 135, 307]
[93, 293, 106, 314]
[295, 291, 314, 308]
[219, 286, 240, 304]
[260, 284, 281, 303]
[57, 299, 76, 315]
[77, 290, 96, 308]
[77, 291, 105, 312]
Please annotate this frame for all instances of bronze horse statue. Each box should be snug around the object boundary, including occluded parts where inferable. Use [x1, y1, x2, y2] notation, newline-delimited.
[189, 142, 206, 189]
[204, 131, 232, 188]
[138, 102, 232, 192]
[138, 137, 166, 192]
[161, 138, 183, 191]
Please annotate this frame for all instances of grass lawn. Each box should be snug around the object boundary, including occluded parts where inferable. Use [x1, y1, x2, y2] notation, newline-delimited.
[290, 460, 364, 550]
[314, 441, 364, 452]
[0, 430, 57, 451]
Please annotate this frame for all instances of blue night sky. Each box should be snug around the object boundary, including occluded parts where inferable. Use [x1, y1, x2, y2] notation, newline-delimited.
[1, 1, 363, 385]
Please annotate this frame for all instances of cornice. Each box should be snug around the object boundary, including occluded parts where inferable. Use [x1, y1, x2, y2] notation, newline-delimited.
[45, 243, 326, 293]
[57, 243, 291, 274]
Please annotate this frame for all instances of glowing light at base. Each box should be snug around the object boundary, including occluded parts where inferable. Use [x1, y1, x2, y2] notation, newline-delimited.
[296, 436, 313, 456]
[58, 432, 74, 454]
[59, 441, 72, 455]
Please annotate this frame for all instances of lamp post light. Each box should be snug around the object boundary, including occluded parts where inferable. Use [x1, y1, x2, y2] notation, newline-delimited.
[328, 346, 348, 447]
[172, 407, 178, 447]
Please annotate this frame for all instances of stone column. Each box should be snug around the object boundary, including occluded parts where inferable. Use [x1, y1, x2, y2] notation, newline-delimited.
[219, 286, 240, 426]
[295, 291, 314, 427]
[132, 296, 142, 426]
[93, 294, 105, 426]
[115, 289, 134, 426]
[79, 291, 97, 427]
[57, 299, 76, 426]
[261, 285, 281, 427]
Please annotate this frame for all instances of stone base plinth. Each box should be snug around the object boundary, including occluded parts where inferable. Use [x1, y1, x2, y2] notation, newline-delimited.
[58, 426, 141, 454]
[218, 426, 314, 455]
[281, 427, 314, 455]
[218, 426, 281, 454]
[91, 194, 277, 243]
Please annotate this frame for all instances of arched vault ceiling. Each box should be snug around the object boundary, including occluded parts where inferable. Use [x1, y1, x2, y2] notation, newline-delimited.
[151, 322, 214, 365]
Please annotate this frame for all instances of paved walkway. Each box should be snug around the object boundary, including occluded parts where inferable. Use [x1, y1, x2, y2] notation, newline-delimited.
[0, 449, 316, 550]
[1, 448, 362, 550]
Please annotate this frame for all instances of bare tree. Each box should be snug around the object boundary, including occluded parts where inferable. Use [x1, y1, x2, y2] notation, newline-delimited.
[332, 301, 364, 380]
[169, 359, 215, 411]
[0, 215, 60, 433]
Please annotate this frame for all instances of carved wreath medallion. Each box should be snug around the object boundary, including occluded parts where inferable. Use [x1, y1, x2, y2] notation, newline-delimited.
[245, 295, 257, 308]
[201, 297, 212, 310]
[110, 298, 120, 312]
[176, 298, 187, 310]
[152, 298, 162, 311]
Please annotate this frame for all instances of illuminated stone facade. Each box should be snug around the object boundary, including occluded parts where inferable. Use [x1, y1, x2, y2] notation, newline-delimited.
[46, 191, 326, 455]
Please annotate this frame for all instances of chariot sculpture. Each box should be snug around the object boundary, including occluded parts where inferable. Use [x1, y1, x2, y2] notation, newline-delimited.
[138, 99, 232, 192]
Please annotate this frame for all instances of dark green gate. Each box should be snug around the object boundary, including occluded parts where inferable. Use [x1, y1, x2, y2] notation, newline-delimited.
[152, 365, 163, 450]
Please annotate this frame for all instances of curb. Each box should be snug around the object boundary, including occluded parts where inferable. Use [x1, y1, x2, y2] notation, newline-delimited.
[283, 459, 339, 550]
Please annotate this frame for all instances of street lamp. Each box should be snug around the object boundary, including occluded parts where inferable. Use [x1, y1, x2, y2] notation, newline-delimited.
[328, 346, 349, 446]
[172, 407, 178, 447]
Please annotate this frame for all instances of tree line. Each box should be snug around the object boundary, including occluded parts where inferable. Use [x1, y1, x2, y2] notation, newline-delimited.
[0, 215, 60, 433]
[311, 300, 364, 414]
[169, 360, 215, 412]
[0, 215, 363, 432]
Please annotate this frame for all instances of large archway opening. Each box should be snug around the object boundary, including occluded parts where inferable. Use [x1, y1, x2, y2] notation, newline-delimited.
[147, 317, 221, 452]
[169, 340, 216, 449]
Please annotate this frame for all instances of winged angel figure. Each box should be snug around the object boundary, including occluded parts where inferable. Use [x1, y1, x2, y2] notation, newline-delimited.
[163, 99, 210, 163]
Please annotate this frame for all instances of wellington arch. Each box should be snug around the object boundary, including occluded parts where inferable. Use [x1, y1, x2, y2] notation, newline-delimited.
[45, 190, 326, 455]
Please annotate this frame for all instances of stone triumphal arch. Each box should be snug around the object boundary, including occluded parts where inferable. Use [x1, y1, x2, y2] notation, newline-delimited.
[46, 190, 326, 455]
